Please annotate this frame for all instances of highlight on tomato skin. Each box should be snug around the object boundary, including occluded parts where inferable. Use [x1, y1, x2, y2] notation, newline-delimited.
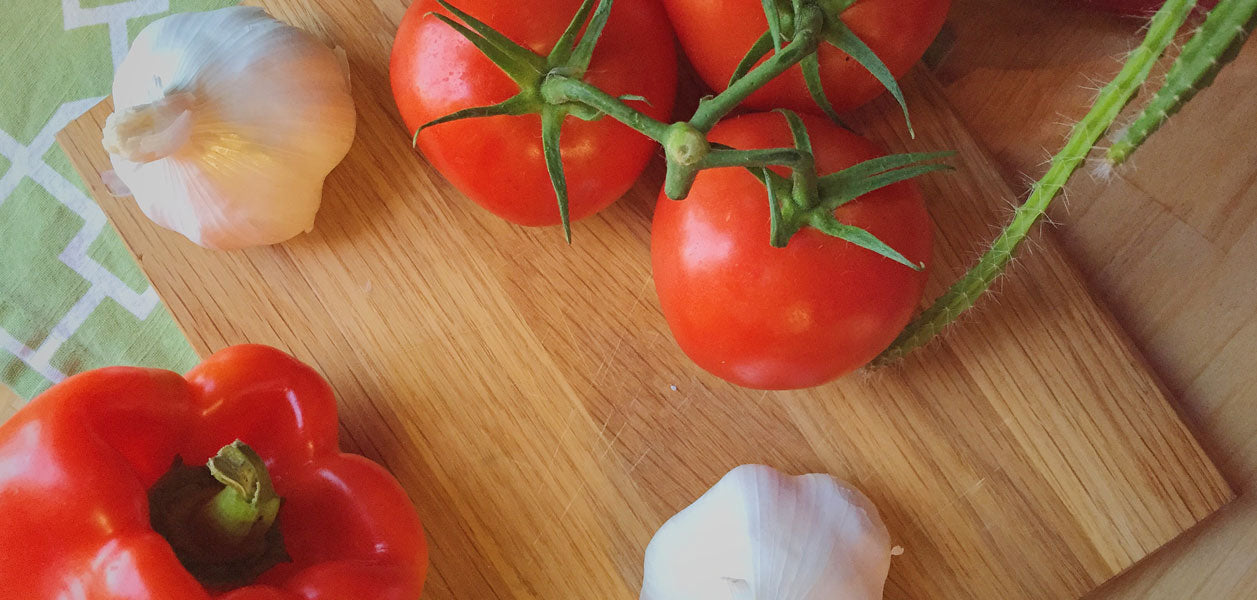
[650, 112, 934, 390]
[660, 0, 951, 116]
[389, 0, 678, 229]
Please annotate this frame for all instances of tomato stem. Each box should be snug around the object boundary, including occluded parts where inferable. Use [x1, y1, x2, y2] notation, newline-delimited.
[874, 0, 1200, 364]
[422, 0, 937, 258]
[689, 3, 825, 132]
[700, 147, 806, 169]
[541, 74, 671, 142]
[775, 109, 820, 212]
[1107, 0, 1257, 165]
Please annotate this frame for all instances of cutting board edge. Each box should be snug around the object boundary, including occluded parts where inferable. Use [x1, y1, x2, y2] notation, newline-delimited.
[55, 68, 1235, 599]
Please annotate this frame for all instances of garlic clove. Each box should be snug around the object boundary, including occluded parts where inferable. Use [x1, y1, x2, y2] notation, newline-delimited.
[104, 7, 355, 250]
[641, 464, 893, 600]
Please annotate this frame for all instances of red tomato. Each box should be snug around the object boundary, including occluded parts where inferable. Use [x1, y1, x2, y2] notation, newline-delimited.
[390, 0, 677, 227]
[651, 112, 933, 389]
[661, 0, 950, 115]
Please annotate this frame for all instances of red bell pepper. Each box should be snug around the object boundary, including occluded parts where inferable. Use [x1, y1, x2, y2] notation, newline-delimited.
[0, 345, 427, 599]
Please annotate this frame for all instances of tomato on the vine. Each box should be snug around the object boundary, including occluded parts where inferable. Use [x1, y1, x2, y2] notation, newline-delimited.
[390, 0, 677, 227]
[661, 0, 950, 115]
[651, 112, 933, 390]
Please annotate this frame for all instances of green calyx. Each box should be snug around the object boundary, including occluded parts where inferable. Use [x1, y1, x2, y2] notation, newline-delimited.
[412, 0, 1254, 367]
[729, 0, 913, 136]
[416, 0, 624, 243]
[750, 110, 950, 265]
[419, 0, 947, 270]
[149, 440, 288, 590]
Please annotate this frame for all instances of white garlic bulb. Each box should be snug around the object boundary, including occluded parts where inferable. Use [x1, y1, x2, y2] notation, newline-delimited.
[641, 464, 894, 600]
[103, 7, 355, 250]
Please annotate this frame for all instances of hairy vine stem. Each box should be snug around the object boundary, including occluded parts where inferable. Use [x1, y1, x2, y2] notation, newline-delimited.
[423, 0, 1249, 367]
[435, 0, 939, 265]
[1107, 0, 1257, 164]
[873, 0, 1201, 364]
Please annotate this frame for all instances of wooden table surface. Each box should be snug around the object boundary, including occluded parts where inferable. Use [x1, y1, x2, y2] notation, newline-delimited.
[3, 0, 1254, 597]
[935, 1, 1257, 598]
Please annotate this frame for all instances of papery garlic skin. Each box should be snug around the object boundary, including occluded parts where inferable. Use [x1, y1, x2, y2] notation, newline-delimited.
[641, 464, 893, 600]
[104, 7, 355, 250]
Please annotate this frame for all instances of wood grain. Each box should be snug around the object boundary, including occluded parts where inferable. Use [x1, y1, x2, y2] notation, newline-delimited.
[55, 1, 1233, 598]
[936, 2, 1257, 598]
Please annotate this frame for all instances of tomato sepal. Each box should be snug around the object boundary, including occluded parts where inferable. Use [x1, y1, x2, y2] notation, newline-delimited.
[776, 108, 819, 212]
[410, 94, 539, 147]
[726, 0, 915, 135]
[413, 0, 657, 241]
[729, 31, 775, 86]
[816, 151, 955, 211]
[540, 105, 574, 241]
[800, 52, 843, 124]
[566, 0, 615, 74]
[428, 1, 545, 81]
[820, 19, 914, 136]
[753, 111, 950, 262]
[807, 215, 923, 270]
[761, 0, 786, 51]
[547, 0, 600, 64]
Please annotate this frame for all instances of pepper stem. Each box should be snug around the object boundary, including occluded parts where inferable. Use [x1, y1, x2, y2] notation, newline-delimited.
[102, 92, 196, 163]
[201, 441, 282, 546]
[149, 440, 289, 590]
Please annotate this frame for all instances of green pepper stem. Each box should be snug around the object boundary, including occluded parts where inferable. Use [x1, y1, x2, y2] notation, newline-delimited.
[148, 440, 289, 589]
[199, 441, 281, 547]
[873, 0, 1198, 364]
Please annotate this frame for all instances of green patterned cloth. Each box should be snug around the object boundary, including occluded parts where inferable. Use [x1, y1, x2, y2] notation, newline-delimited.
[0, 0, 237, 400]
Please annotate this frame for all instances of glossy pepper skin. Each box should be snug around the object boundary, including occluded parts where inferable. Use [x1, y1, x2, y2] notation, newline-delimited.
[0, 345, 427, 600]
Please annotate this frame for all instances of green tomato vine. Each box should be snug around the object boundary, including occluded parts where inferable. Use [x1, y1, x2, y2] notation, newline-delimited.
[415, 0, 1254, 364]
[878, 0, 1255, 363]
[1106, 0, 1257, 165]
[416, 0, 948, 258]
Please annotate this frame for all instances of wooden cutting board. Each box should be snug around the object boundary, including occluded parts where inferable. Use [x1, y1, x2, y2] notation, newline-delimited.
[57, 1, 1233, 598]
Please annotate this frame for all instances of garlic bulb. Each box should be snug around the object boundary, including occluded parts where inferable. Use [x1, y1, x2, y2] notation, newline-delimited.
[103, 7, 355, 250]
[641, 464, 894, 600]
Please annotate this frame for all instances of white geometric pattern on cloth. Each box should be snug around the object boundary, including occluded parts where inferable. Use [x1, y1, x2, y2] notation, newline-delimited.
[62, 0, 170, 69]
[0, 0, 171, 385]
